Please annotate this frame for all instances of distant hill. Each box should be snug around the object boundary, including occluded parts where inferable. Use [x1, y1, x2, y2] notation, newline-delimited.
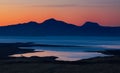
[0, 18, 120, 36]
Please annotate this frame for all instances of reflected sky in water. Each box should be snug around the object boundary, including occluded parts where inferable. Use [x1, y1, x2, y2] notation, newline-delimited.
[12, 51, 106, 61]
[2, 36, 120, 61]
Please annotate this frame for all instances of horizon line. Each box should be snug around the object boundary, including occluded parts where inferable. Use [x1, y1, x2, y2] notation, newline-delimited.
[0, 18, 120, 27]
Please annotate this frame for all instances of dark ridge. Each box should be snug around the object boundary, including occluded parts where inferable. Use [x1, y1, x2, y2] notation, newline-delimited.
[81, 21, 100, 28]
[42, 18, 58, 23]
[0, 18, 120, 36]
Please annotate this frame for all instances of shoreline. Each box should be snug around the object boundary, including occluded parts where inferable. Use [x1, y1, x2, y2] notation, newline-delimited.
[0, 42, 120, 61]
[0, 42, 120, 73]
[0, 42, 106, 61]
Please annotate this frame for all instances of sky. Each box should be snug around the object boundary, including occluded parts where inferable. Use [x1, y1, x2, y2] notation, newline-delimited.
[0, 0, 120, 26]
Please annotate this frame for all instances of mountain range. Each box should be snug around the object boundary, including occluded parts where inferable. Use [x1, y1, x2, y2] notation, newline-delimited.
[0, 18, 120, 36]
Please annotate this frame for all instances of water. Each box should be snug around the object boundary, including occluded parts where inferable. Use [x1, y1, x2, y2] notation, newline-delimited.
[0, 36, 120, 61]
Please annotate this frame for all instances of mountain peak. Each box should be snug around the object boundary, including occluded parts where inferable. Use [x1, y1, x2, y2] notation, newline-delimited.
[82, 21, 100, 28]
[41, 18, 68, 26]
[27, 21, 38, 25]
[47, 18, 57, 21]
[43, 18, 58, 23]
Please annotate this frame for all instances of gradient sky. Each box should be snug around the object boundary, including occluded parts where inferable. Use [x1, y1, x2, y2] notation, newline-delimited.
[0, 0, 120, 26]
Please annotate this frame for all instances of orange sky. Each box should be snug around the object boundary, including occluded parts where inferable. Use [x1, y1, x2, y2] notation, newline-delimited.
[0, 0, 120, 26]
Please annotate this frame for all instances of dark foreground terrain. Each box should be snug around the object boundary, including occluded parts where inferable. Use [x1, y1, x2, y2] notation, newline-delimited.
[0, 56, 120, 73]
[0, 42, 120, 73]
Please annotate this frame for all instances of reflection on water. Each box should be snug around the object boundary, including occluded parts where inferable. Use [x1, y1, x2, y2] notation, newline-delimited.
[11, 51, 106, 61]
[1, 36, 120, 61]
[12, 44, 120, 61]
[99, 45, 120, 49]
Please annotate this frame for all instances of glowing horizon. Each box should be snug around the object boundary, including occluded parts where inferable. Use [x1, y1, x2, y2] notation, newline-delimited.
[0, 0, 120, 26]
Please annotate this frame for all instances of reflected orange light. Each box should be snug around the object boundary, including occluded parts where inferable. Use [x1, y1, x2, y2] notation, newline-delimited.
[11, 51, 105, 61]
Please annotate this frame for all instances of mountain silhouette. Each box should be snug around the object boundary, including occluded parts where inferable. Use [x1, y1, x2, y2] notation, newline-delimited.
[0, 18, 120, 36]
[81, 22, 100, 28]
